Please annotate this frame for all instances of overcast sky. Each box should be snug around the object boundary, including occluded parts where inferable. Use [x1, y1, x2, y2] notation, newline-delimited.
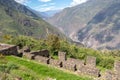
[15, 0, 88, 12]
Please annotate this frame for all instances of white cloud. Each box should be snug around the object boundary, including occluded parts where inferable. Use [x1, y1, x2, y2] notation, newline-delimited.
[14, 0, 27, 4]
[36, 6, 55, 12]
[70, 0, 88, 6]
[38, 0, 51, 2]
[35, 2, 56, 12]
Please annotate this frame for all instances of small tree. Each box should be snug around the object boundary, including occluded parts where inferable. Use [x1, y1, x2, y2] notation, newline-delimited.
[46, 34, 60, 55]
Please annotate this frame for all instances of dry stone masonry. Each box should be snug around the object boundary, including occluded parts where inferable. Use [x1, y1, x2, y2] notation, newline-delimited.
[23, 50, 101, 77]
[102, 61, 120, 80]
[0, 43, 18, 55]
[0, 43, 120, 80]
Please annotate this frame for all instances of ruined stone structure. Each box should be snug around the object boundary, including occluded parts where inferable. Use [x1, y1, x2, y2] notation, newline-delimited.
[0, 43, 18, 55]
[86, 56, 96, 68]
[23, 50, 120, 79]
[23, 51, 100, 77]
[0, 43, 120, 79]
[58, 51, 67, 61]
[102, 61, 120, 80]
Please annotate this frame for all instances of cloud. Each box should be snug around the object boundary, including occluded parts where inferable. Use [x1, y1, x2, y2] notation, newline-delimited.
[35, 2, 56, 12]
[38, 0, 51, 2]
[14, 0, 28, 4]
[70, 0, 88, 6]
[36, 6, 55, 12]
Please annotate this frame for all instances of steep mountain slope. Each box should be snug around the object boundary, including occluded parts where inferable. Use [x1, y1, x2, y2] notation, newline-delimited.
[0, 0, 64, 38]
[78, 1, 120, 50]
[41, 10, 61, 18]
[47, 0, 119, 38]
[31, 10, 61, 20]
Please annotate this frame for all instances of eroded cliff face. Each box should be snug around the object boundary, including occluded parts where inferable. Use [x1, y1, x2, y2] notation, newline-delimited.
[78, 2, 120, 50]
[47, 0, 118, 39]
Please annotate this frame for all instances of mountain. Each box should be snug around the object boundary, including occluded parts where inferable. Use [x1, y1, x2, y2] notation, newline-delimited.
[47, 0, 119, 40]
[34, 10, 61, 19]
[0, 0, 64, 38]
[78, 1, 120, 50]
[42, 10, 61, 18]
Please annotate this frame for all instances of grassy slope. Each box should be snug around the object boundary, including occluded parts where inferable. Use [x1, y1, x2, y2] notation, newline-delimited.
[6, 56, 92, 80]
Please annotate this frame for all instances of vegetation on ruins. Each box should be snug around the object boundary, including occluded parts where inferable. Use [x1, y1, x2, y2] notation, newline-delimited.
[1, 34, 120, 70]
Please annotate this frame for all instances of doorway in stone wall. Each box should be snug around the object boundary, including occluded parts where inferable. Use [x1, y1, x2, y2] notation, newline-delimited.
[74, 65, 77, 71]
[60, 62, 63, 67]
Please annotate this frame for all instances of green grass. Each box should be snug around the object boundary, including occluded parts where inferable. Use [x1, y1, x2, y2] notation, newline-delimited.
[6, 56, 92, 80]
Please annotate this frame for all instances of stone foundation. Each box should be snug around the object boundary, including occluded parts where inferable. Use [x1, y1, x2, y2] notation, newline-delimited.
[35, 56, 50, 64]
[50, 59, 62, 67]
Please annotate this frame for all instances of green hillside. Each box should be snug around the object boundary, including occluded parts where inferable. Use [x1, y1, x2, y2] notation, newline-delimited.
[0, 56, 92, 80]
[0, 0, 64, 39]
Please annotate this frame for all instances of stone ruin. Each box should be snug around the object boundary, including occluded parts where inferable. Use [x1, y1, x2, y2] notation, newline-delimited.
[102, 61, 120, 80]
[23, 50, 120, 79]
[0, 43, 120, 80]
[0, 43, 18, 55]
[23, 50, 100, 77]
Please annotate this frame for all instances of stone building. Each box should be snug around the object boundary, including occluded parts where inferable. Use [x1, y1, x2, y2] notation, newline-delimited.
[0, 43, 18, 55]
[86, 56, 96, 68]
[30, 50, 50, 58]
[58, 51, 67, 61]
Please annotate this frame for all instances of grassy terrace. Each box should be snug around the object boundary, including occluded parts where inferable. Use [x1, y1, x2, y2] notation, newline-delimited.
[6, 56, 92, 80]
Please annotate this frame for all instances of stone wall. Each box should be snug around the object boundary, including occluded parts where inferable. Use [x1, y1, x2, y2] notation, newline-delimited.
[18, 49, 120, 79]
[63, 58, 84, 71]
[103, 70, 118, 80]
[1, 43, 120, 79]
[23, 51, 101, 77]
[86, 56, 96, 68]
[58, 51, 67, 61]
[0, 43, 18, 55]
[102, 61, 120, 80]
[50, 59, 62, 67]
[30, 50, 50, 57]
[114, 61, 120, 76]
[35, 56, 50, 64]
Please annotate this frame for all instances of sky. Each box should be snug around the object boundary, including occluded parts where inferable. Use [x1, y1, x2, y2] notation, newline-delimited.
[14, 0, 88, 12]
